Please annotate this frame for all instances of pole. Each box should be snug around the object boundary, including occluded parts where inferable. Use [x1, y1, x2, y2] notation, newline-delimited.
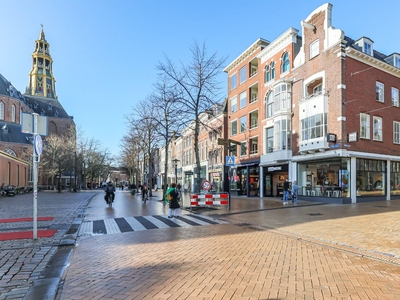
[32, 113, 38, 239]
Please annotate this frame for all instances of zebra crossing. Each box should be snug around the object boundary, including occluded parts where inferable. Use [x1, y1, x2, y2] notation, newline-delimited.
[78, 214, 228, 236]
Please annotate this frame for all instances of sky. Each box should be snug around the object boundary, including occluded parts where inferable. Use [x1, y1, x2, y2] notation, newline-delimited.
[1, 0, 400, 159]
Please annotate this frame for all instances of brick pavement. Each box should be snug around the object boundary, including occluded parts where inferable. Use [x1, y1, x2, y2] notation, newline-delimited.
[0, 191, 95, 300]
[58, 223, 400, 300]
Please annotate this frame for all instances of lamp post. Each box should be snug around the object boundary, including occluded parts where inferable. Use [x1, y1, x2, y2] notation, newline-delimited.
[172, 158, 179, 184]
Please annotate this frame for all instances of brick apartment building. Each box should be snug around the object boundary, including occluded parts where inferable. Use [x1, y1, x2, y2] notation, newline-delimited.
[0, 29, 75, 188]
[225, 3, 400, 204]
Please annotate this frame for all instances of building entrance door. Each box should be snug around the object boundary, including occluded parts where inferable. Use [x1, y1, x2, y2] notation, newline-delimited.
[264, 174, 272, 196]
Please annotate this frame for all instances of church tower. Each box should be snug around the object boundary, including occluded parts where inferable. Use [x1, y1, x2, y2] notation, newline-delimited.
[26, 27, 57, 99]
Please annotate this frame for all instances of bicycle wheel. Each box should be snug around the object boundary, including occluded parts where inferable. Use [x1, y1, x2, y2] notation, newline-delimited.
[108, 195, 113, 208]
[144, 194, 147, 203]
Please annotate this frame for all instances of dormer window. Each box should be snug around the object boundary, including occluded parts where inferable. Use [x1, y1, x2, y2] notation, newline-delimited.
[364, 41, 372, 55]
[54, 110, 59, 117]
[48, 103, 52, 110]
[34, 101, 38, 108]
[41, 109, 45, 116]
[355, 37, 374, 56]
[396, 57, 400, 68]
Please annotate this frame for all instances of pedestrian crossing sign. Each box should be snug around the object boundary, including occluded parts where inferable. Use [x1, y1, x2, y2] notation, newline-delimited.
[226, 156, 235, 166]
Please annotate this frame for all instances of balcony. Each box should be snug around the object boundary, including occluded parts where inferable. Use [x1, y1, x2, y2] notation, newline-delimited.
[299, 93, 329, 153]
[261, 149, 292, 164]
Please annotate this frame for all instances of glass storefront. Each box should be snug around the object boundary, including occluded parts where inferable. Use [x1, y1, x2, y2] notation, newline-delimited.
[356, 159, 385, 197]
[390, 161, 400, 196]
[297, 158, 350, 198]
[230, 165, 259, 196]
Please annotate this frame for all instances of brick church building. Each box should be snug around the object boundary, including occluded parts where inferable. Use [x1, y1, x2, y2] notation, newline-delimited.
[0, 28, 74, 188]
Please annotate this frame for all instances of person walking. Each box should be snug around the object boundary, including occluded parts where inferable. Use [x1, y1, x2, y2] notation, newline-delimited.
[283, 178, 290, 205]
[291, 180, 299, 205]
[165, 183, 180, 218]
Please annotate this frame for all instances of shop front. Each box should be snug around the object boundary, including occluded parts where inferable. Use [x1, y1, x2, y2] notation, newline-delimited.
[297, 157, 350, 201]
[230, 161, 260, 197]
[209, 168, 223, 193]
[262, 165, 289, 197]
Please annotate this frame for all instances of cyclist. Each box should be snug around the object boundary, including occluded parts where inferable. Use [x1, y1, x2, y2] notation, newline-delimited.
[142, 183, 148, 201]
[104, 180, 116, 204]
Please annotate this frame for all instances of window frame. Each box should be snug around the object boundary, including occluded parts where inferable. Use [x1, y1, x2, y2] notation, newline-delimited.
[281, 52, 290, 73]
[360, 113, 370, 139]
[373, 116, 383, 141]
[240, 116, 247, 133]
[239, 91, 247, 109]
[230, 96, 237, 113]
[364, 41, 372, 55]
[240, 141, 247, 156]
[11, 105, 15, 123]
[266, 92, 274, 118]
[0, 102, 4, 120]
[310, 39, 320, 59]
[249, 110, 258, 129]
[266, 127, 274, 154]
[230, 120, 237, 136]
[230, 73, 237, 91]
[394, 121, 400, 144]
[239, 66, 247, 84]
[376, 82, 384, 103]
[392, 87, 399, 107]
[264, 65, 270, 83]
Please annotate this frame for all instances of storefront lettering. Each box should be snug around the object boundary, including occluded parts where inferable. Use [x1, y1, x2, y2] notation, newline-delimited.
[268, 166, 282, 172]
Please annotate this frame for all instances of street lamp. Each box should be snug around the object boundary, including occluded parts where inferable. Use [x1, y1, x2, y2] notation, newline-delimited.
[172, 158, 179, 184]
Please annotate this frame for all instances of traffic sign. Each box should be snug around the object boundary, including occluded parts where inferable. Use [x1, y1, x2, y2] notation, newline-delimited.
[226, 156, 235, 166]
[202, 180, 211, 190]
[34, 135, 43, 156]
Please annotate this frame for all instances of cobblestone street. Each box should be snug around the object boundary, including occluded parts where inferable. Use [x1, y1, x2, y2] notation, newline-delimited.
[0, 191, 95, 300]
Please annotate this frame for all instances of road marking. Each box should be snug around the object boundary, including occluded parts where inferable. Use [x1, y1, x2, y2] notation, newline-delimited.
[79, 214, 227, 236]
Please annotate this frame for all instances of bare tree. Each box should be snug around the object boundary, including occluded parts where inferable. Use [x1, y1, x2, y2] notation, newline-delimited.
[127, 98, 161, 197]
[157, 41, 226, 193]
[150, 77, 186, 197]
[41, 130, 75, 192]
[78, 137, 111, 189]
[119, 132, 142, 186]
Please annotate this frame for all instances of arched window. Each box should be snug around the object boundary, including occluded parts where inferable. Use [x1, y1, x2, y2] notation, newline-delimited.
[281, 52, 290, 73]
[266, 92, 274, 118]
[270, 62, 275, 80]
[0, 102, 4, 120]
[264, 65, 270, 83]
[11, 105, 15, 122]
[49, 121, 57, 134]
[3, 148, 16, 157]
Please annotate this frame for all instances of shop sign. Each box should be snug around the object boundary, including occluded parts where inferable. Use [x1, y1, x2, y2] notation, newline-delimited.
[185, 171, 193, 175]
[267, 166, 282, 172]
[327, 133, 337, 142]
[266, 164, 288, 172]
[348, 132, 358, 142]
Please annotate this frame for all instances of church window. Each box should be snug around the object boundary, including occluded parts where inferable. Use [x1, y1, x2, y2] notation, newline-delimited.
[0, 102, 4, 120]
[11, 105, 15, 122]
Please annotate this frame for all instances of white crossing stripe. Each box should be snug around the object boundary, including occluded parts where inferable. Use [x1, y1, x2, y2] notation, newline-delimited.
[143, 216, 170, 229]
[124, 216, 147, 231]
[104, 218, 120, 234]
[78, 214, 228, 237]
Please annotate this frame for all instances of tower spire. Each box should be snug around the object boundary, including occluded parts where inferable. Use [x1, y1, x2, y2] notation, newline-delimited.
[25, 26, 57, 99]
